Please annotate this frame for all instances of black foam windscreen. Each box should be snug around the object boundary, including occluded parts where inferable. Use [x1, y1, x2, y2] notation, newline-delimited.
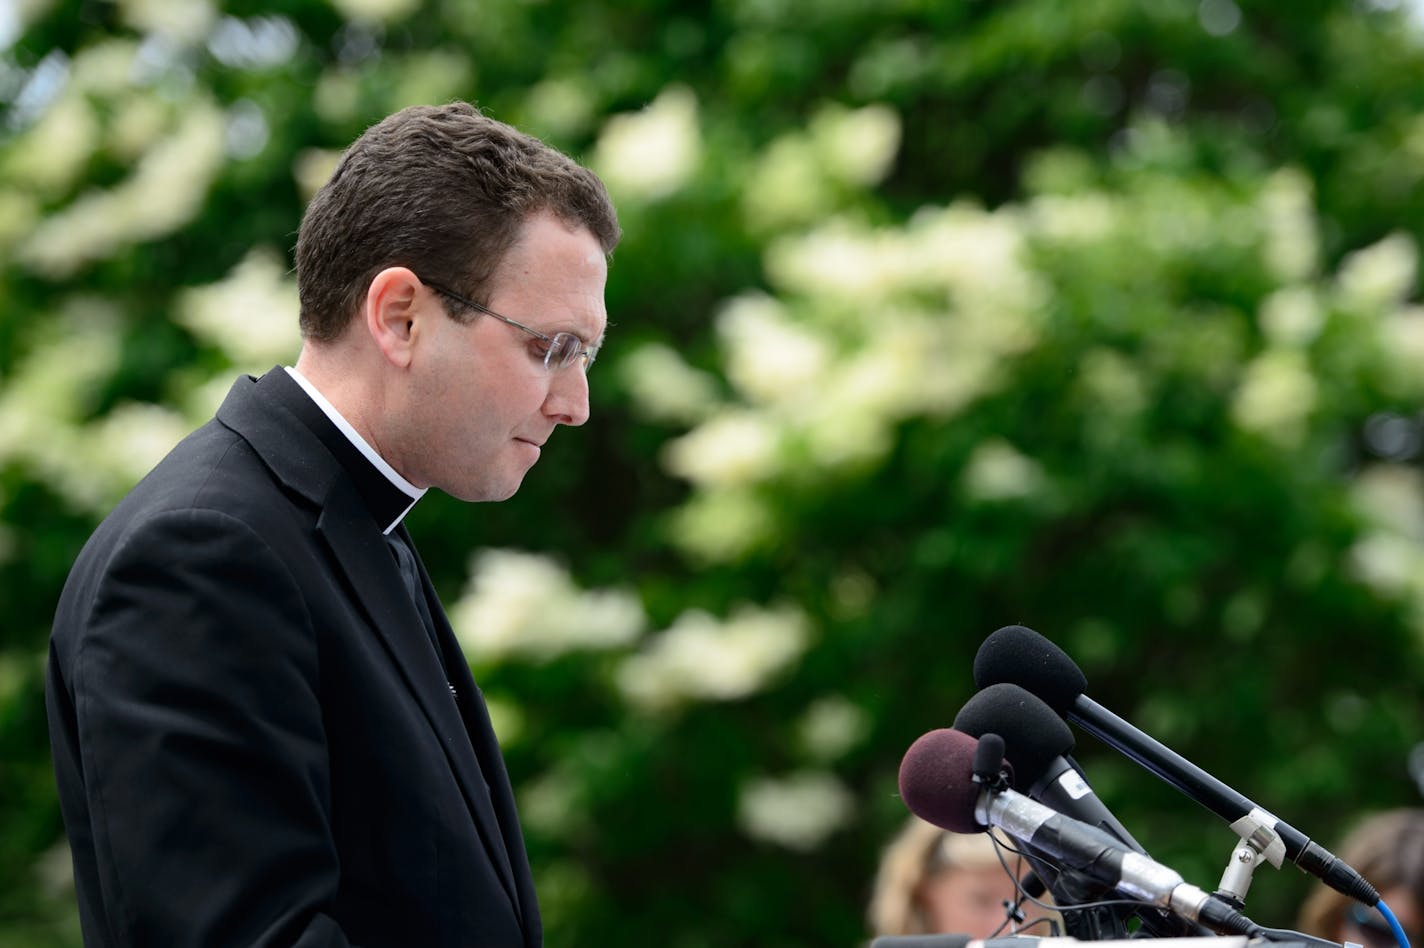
[972, 625, 1087, 715]
[897, 728, 987, 835]
[953, 682, 1075, 789]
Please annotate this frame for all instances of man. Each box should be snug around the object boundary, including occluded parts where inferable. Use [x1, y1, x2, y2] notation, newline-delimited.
[46, 102, 620, 946]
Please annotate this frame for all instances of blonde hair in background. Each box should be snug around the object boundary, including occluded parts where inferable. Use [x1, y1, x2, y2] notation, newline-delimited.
[869, 815, 1012, 936]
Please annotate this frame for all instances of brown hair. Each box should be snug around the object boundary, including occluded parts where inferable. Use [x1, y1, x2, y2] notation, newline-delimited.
[1297, 808, 1424, 939]
[295, 102, 620, 342]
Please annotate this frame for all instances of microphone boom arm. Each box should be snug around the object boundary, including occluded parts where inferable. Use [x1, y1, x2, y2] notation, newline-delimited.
[1067, 696, 1378, 906]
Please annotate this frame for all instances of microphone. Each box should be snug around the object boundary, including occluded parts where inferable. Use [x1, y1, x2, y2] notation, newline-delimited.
[954, 683, 1146, 853]
[973, 625, 1380, 907]
[955, 683, 1210, 938]
[898, 727, 1263, 937]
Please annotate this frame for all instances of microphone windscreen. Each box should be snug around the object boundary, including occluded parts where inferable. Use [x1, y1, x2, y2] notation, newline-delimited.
[897, 728, 986, 834]
[953, 682, 1075, 789]
[972, 625, 1087, 715]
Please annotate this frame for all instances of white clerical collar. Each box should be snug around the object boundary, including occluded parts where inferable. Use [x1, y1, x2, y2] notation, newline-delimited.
[284, 365, 427, 534]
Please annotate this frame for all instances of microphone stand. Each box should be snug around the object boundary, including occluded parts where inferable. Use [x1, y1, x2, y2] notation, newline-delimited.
[1214, 809, 1286, 909]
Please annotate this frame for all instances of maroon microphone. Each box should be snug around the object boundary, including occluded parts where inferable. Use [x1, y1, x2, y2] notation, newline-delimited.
[897, 727, 1004, 834]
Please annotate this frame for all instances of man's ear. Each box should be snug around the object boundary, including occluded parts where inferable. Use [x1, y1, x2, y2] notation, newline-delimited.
[364, 267, 427, 368]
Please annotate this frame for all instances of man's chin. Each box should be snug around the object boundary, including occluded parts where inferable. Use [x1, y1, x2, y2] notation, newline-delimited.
[445, 476, 524, 504]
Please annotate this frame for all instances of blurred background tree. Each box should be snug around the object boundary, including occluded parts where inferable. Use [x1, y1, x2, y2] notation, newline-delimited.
[4, 0, 1424, 945]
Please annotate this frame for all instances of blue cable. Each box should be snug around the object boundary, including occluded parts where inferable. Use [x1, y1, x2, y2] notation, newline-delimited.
[1377, 899, 1412, 948]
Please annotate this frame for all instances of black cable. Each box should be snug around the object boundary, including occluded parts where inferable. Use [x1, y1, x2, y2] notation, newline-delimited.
[986, 829, 1153, 928]
[987, 832, 1050, 938]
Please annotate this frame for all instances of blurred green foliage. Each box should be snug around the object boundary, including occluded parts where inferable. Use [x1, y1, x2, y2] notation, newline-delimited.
[4, 1, 1424, 946]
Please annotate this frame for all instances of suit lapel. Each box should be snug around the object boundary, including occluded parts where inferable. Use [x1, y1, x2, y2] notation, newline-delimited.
[398, 527, 542, 945]
[216, 370, 525, 921]
[318, 494, 522, 914]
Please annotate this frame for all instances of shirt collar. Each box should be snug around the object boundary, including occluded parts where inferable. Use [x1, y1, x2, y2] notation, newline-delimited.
[284, 365, 426, 534]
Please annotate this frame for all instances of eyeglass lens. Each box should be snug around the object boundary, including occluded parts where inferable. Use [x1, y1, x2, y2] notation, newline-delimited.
[550, 333, 593, 370]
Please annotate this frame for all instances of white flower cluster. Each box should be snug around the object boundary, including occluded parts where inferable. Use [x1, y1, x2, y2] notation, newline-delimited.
[795, 696, 870, 762]
[13, 38, 228, 278]
[1348, 463, 1424, 572]
[1235, 229, 1422, 446]
[5, 90, 97, 198]
[1028, 192, 1119, 244]
[961, 440, 1048, 503]
[328, 0, 420, 24]
[1346, 464, 1424, 635]
[627, 146, 1424, 564]
[736, 770, 855, 851]
[1258, 287, 1324, 348]
[117, 0, 217, 43]
[741, 102, 901, 232]
[665, 488, 776, 565]
[615, 342, 722, 425]
[1378, 305, 1424, 399]
[524, 77, 597, 141]
[0, 236, 308, 524]
[450, 550, 646, 664]
[388, 50, 474, 114]
[293, 148, 344, 201]
[1336, 231, 1418, 314]
[592, 86, 701, 202]
[1230, 350, 1317, 448]
[662, 410, 780, 488]
[615, 604, 811, 711]
[0, 299, 188, 517]
[176, 247, 303, 369]
[637, 200, 1046, 561]
[518, 767, 583, 837]
[1259, 168, 1319, 282]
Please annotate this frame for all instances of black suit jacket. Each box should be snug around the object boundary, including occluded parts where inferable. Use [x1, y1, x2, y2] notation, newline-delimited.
[46, 368, 542, 947]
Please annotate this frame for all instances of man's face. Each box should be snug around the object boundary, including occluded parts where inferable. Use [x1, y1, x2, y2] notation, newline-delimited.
[400, 210, 608, 502]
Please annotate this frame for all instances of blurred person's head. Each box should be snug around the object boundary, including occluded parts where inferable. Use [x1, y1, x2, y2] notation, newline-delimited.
[869, 816, 1027, 937]
[1297, 808, 1424, 948]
